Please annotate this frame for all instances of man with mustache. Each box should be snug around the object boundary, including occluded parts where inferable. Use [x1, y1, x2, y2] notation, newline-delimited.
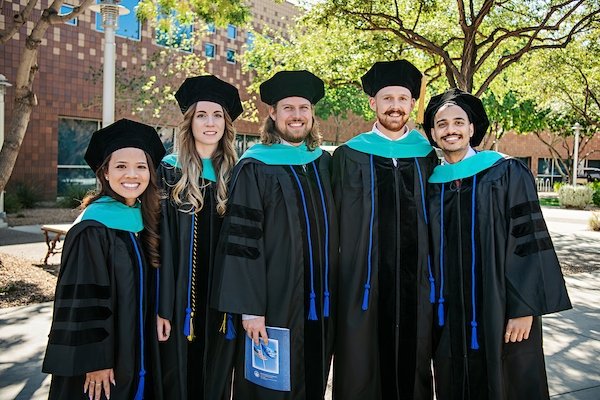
[212, 70, 338, 400]
[332, 60, 438, 399]
[424, 89, 571, 400]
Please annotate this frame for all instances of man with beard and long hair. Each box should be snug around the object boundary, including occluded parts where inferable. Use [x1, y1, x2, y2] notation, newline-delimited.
[332, 60, 438, 400]
[212, 70, 338, 400]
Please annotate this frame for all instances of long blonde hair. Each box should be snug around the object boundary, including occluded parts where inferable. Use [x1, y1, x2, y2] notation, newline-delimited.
[171, 102, 238, 215]
[259, 104, 322, 150]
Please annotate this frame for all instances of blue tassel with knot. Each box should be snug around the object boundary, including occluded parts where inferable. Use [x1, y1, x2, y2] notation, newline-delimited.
[361, 284, 371, 311]
[225, 313, 237, 340]
[133, 369, 145, 400]
[308, 292, 318, 321]
[183, 307, 191, 337]
[437, 300, 445, 326]
[428, 275, 435, 304]
[323, 291, 330, 318]
[471, 321, 480, 350]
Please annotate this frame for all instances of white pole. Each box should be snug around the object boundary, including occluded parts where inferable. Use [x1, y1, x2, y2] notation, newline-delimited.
[572, 123, 581, 186]
[0, 74, 12, 228]
[103, 21, 116, 126]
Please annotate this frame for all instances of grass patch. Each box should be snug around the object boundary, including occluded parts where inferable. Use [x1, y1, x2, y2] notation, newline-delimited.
[539, 197, 560, 207]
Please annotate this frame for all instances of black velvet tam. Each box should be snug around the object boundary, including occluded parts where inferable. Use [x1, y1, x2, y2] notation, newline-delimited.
[84, 118, 166, 172]
[259, 70, 325, 105]
[175, 75, 243, 120]
[361, 60, 422, 98]
[423, 88, 490, 147]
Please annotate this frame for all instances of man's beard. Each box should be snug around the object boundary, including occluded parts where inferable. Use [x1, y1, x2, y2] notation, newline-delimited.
[378, 109, 409, 132]
[274, 120, 312, 144]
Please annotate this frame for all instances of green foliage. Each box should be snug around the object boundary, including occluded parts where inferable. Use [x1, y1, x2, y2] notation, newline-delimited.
[136, 0, 249, 28]
[4, 192, 23, 214]
[8, 182, 39, 209]
[590, 212, 600, 231]
[558, 185, 594, 209]
[311, 0, 599, 95]
[58, 185, 91, 209]
[553, 182, 565, 193]
[588, 182, 600, 207]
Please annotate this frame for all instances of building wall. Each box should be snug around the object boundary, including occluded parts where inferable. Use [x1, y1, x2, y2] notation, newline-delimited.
[2, 0, 598, 199]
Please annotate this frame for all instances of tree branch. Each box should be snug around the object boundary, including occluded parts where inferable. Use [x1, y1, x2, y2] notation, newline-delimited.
[0, 0, 38, 44]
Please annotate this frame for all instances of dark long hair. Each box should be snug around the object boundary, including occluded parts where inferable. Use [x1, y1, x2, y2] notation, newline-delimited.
[81, 152, 161, 268]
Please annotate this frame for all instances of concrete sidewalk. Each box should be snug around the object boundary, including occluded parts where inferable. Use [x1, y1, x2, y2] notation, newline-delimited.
[1, 208, 599, 399]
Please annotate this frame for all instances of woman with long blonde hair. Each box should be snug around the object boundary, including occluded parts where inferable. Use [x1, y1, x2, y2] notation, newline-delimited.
[154, 75, 242, 400]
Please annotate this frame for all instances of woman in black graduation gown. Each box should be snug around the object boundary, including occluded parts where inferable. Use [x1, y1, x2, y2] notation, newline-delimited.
[42, 119, 165, 400]
[154, 75, 242, 399]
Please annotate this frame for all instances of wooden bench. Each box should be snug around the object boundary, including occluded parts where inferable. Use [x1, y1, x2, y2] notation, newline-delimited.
[40, 224, 72, 265]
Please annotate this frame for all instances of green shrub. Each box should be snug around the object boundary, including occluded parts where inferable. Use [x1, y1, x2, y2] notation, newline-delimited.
[58, 185, 92, 208]
[589, 212, 600, 231]
[588, 182, 600, 207]
[9, 182, 39, 209]
[3, 192, 23, 213]
[558, 185, 593, 209]
[553, 181, 564, 192]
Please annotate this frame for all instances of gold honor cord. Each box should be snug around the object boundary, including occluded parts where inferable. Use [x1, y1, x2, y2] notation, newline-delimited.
[187, 214, 199, 342]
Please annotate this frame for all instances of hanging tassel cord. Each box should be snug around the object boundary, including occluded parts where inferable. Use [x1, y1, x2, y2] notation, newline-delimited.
[311, 161, 331, 318]
[470, 175, 479, 350]
[129, 233, 146, 400]
[438, 184, 446, 326]
[290, 166, 318, 321]
[362, 155, 376, 311]
[415, 158, 436, 304]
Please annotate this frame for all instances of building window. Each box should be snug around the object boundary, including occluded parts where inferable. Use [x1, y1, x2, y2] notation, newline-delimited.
[245, 31, 255, 51]
[156, 16, 193, 52]
[226, 48, 236, 64]
[205, 43, 216, 58]
[207, 22, 216, 34]
[95, 0, 141, 41]
[57, 118, 100, 196]
[227, 24, 237, 39]
[60, 4, 78, 26]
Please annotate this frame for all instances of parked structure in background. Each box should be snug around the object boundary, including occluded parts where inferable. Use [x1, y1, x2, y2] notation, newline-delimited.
[1, 0, 599, 200]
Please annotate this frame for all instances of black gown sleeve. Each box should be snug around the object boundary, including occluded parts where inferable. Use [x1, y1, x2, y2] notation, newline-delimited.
[42, 225, 115, 376]
[212, 162, 267, 316]
[157, 164, 177, 321]
[503, 161, 572, 318]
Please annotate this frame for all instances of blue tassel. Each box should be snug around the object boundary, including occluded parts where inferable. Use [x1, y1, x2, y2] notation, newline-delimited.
[323, 291, 330, 318]
[429, 276, 435, 304]
[134, 369, 145, 400]
[471, 321, 480, 350]
[308, 292, 318, 321]
[225, 314, 237, 340]
[437, 300, 445, 326]
[183, 307, 191, 337]
[361, 284, 370, 311]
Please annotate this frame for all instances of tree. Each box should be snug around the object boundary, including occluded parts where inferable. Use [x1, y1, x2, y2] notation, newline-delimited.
[312, 0, 599, 95]
[0, 0, 248, 193]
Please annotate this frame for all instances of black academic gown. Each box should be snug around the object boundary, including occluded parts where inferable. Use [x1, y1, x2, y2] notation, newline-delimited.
[428, 157, 572, 400]
[332, 144, 438, 400]
[42, 220, 151, 400]
[155, 161, 235, 400]
[212, 153, 339, 400]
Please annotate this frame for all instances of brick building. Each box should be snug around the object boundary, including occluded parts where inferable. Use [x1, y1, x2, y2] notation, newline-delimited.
[1, 0, 598, 200]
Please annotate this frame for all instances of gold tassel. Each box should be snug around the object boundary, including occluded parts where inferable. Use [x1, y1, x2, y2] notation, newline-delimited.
[416, 75, 428, 125]
[219, 313, 227, 334]
[187, 312, 195, 342]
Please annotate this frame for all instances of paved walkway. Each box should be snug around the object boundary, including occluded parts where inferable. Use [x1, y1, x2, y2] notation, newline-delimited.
[0, 207, 599, 399]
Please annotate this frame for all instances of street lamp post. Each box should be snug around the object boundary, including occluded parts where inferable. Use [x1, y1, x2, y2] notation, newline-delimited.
[89, 0, 129, 127]
[572, 122, 581, 186]
[0, 74, 13, 228]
